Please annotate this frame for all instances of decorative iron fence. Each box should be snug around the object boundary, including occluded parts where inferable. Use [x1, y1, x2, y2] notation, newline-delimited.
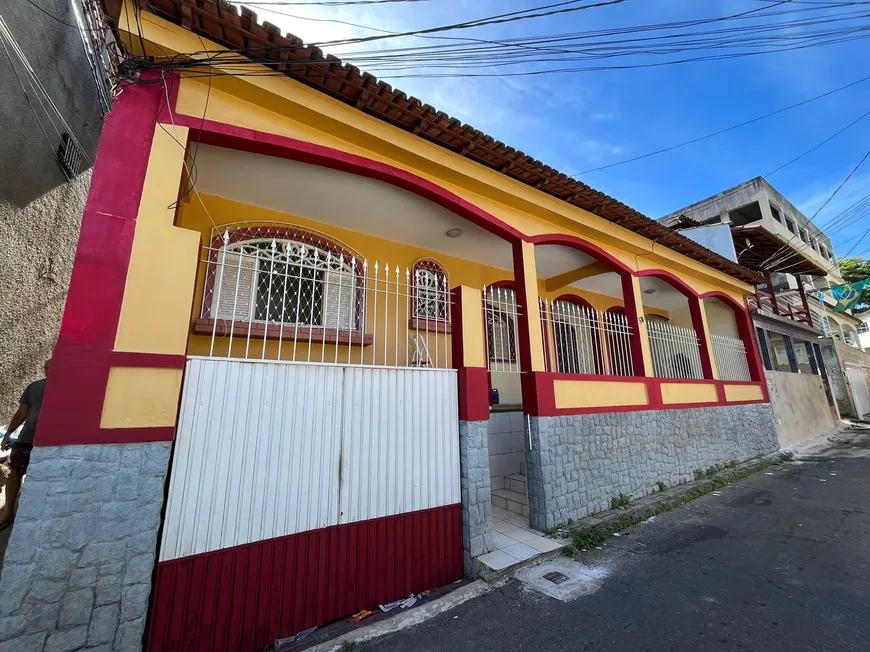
[711, 334, 752, 382]
[540, 299, 634, 376]
[647, 320, 704, 379]
[197, 229, 451, 369]
[484, 286, 521, 373]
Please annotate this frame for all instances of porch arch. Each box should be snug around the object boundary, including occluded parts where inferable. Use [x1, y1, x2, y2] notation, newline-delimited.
[701, 291, 764, 382]
[529, 235, 644, 377]
[637, 270, 713, 379]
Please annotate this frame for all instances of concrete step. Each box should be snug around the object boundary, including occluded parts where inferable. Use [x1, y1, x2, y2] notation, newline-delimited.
[504, 473, 527, 496]
[491, 488, 528, 516]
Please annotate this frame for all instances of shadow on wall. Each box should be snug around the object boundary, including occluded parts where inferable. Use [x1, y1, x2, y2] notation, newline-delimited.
[0, 0, 102, 208]
[0, 172, 92, 417]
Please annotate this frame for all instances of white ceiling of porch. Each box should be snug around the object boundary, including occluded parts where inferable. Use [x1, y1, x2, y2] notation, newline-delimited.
[194, 145, 517, 269]
[192, 146, 659, 293]
[571, 272, 689, 311]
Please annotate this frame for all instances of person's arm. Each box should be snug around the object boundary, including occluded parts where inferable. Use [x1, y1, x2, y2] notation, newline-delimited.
[1, 405, 27, 450]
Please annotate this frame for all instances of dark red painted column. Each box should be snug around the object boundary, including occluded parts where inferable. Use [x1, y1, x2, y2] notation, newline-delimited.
[738, 297, 767, 387]
[451, 286, 490, 421]
[36, 79, 165, 446]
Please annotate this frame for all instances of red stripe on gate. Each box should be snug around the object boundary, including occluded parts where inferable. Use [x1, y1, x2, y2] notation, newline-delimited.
[147, 504, 463, 652]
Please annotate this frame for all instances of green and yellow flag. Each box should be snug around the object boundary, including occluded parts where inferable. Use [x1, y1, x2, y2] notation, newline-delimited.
[831, 279, 870, 312]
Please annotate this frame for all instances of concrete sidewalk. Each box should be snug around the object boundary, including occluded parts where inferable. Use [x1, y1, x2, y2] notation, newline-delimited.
[360, 429, 870, 652]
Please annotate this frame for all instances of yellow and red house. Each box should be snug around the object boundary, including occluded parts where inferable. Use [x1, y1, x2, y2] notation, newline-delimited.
[0, 2, 780, 651]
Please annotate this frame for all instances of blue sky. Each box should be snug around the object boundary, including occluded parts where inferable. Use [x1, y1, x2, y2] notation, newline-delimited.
[241, 0, 870, 258]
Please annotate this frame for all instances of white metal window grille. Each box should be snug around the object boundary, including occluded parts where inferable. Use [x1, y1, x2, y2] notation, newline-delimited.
[604, 310, 635, 376]
[484, 286, 520, 373]
[413, 259, 449, 322]
[207, 238, 355, 330]
[539, 300, 634, 376]
[646, 319, 704, 379]
[198, 224, 451, 368]
[711, 334, 752, 381]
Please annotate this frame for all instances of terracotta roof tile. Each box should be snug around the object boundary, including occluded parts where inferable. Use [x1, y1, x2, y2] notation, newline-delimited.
[126, 0, 762, 285]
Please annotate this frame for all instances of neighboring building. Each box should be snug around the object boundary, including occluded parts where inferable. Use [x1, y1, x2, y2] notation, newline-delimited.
[0, 3, 782, 651]
[854, 309, 870, 351]
[0, 0, 113, 417]
[661, 177, 847, 445]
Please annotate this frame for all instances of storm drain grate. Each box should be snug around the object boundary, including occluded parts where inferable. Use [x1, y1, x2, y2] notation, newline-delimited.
[542, 571, 569, 585]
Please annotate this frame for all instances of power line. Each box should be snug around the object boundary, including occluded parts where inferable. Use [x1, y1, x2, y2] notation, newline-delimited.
[312, 0, 637, 47]
[137, 0, 870, 81]
[22, 0, 102, 31]
[765, 147, 870, 272]
[231, 0, 432, 4]
[566, 74, 870, 177]
[0, 10, 92, 171]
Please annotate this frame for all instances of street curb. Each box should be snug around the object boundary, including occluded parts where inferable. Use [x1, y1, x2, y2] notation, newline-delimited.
[554, 451, 793, 550]
[303, 580, 491, 651]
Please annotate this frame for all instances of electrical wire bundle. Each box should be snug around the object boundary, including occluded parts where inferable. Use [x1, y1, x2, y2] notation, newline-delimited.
[118, 0, 870, 81]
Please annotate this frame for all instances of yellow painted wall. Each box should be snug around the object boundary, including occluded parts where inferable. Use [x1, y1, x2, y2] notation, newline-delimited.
[101, 367, 184, 428]
[105, 5, 761, 423]
[660, 306, 693, 330]
[114, 126, 201, 355]
[458, 286, 486, 369]
[554, 379, 649, 409]
[660, 382, 718, 405]
[724, 384, 764, 402]
[704, 297, 741, 339]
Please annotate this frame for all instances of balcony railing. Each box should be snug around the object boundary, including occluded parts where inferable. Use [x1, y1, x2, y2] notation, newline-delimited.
[747, 289, 812, 326]
[647, 320, 703, 379]
[197, 236, 452, 368]
[711, 334, 752, 381]
[484, 286, 521, 373]
[540, 300, 635, 376]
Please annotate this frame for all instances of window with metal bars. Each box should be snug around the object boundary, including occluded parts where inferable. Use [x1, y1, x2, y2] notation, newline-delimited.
[804, 341, 819, 375]
[783, 335, 799, 373]
[210, 237, 357, 331]
[485, 287, 518, 365]
[252, 244, 325, 325]
[755, 328, 773, 371]
[411, 259, 448, 322]
[488, 313, 517, 363]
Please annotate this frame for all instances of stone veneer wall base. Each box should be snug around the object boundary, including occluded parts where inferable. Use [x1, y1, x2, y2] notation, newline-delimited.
[458, 420, 494, 576]
[0, 442, 171, 652]
[525, 404, 779, 531]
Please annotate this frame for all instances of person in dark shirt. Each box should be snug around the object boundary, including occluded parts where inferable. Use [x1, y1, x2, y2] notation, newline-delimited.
[0, 359, 50, 529]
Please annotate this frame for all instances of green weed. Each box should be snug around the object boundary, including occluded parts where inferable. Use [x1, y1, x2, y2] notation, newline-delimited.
[610, 493, 631, 509]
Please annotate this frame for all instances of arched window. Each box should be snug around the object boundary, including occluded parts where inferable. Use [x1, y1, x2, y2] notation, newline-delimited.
[205, 226, 362, 331]
[412, 258, 449, 323]
[485, 285, 518, 366]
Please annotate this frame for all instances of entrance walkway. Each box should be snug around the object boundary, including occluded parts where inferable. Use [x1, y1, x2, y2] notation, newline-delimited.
[477, 505, 565, 572]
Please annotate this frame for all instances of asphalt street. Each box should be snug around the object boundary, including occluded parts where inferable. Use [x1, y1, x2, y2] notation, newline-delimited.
[364, 431, 870, 652]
